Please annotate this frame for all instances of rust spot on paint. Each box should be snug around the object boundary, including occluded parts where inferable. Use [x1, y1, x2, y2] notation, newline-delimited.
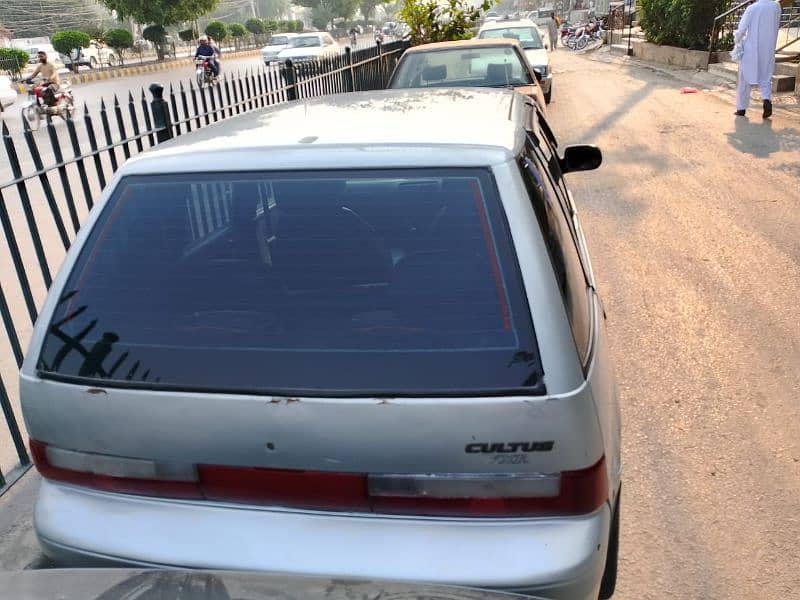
[86, 388, 107, 395]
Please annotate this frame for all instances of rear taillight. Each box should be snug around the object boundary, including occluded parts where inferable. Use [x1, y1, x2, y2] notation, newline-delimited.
[30, 439, 607, 517]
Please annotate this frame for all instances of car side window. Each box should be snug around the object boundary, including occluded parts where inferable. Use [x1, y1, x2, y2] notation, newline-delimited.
[518, 148, 593, 365]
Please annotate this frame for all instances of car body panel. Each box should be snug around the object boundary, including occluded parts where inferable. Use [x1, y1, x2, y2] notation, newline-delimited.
[35, 481, 609, 599]
[0, 76, 17, 111]
[0, 569, 551, 600]
[261, 33, 299, 63]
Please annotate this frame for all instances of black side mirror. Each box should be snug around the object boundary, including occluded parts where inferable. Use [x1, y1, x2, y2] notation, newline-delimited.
[560, 145, 602, 174]
[533, 69, 542, 82]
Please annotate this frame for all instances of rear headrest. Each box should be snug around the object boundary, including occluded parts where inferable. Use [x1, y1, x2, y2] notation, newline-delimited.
[422, 65, 447, 81]
[486, 63, 511, 83]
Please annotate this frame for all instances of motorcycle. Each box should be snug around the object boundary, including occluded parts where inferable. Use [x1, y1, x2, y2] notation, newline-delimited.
[20, 81, 75, 131]
[374, 32, 384, 44]
[195, 57, 219, 87]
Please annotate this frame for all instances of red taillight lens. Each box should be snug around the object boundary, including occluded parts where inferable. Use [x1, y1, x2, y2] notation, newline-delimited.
[30, 439, 607, 517]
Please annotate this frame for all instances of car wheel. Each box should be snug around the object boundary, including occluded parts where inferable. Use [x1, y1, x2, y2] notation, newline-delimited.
[89, 56, 98, 69]
[108, 54, 118, 67]
[544, 88, 552, 104]
[598, 486, 620, 600]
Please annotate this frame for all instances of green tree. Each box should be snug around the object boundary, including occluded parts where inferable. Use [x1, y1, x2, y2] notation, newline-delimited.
[0, 48, 30, 77]
[245, 17, 267, 35]
[229, 23, 248, 37]
[360, 0, 392, 25]
[98, 0, 221, 28]
[294, 0, 360, 30]
[179, 28, 199, 42]
[205, 20, 230, 41]
[400, 0, 492, 45]
[228, 22, 247, 48]
[142, 24, 169, 60]
[264, 19, 279, 33]
[104, 28, 134, 65]
[52, 31, 92, 71]
[638, 0, 729, 49]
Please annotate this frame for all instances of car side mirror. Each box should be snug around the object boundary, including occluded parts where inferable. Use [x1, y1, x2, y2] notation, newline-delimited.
[560, 145, 602, 173]
[533, 70, 542, 82]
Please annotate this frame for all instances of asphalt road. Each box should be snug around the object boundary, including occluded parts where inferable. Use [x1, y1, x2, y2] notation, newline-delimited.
[1, 46, 799, 598]
[545, 50, 800, 598]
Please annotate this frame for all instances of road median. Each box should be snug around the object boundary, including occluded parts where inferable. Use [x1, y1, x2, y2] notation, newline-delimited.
[16, 49, 260, 93]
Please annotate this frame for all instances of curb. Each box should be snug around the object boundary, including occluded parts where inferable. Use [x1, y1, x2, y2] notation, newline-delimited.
[15, 49, 260, 93]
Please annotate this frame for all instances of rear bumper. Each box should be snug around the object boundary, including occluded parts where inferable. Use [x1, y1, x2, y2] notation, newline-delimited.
[36, 479, 609, 600]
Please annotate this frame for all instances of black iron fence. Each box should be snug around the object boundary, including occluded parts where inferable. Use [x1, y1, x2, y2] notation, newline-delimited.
[0, 40, 409, 494]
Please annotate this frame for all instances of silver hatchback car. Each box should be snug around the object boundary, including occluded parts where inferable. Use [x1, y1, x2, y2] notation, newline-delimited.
[21, 88, 621, 600]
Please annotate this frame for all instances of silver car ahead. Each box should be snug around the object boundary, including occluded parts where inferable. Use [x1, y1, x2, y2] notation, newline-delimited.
[21, 88, 621, 600]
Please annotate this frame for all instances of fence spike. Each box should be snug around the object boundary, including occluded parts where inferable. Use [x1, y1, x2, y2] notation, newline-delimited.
[128, 90, 134, 103]
[1, 121, 8, 136]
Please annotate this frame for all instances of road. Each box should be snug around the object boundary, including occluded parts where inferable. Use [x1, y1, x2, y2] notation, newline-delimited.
[546, 50, 800, 598]
[1, 45, 800, 597]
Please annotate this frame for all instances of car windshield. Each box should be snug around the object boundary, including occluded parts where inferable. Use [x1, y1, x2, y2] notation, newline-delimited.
[480, 27, 544, 50]
[271, 35, 289, 45]
[37, 169, 542, 395]
[288, 36, 321, 48]
[390, 47, 533, 89]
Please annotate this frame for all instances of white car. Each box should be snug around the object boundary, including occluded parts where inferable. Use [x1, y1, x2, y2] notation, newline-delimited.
[261, 33, 298, 65]
[479, 18, 553, 104]
[277, 33, 340, 63]
[22, 87, 619, 600]
[0, 75, 18, 114]
[60, 40, 118, 70]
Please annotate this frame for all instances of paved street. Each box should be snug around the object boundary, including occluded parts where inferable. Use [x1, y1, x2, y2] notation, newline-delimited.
[0, 46, 799, 597]
[546, 50, 800, 598]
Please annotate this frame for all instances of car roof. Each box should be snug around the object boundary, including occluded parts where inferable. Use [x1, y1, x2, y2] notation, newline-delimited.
[480, 19, 539, 30]
[403, 38, 526, 53]
[121, 89, 534, 174]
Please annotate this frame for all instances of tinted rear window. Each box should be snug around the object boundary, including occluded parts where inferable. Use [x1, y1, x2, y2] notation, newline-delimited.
[38, 169, 543, 395]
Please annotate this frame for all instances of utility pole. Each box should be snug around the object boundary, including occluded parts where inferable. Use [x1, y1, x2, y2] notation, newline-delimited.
[250, 0, 258, 18]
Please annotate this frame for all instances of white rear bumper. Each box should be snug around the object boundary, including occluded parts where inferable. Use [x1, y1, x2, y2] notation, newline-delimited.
[36, 479, 609, 600]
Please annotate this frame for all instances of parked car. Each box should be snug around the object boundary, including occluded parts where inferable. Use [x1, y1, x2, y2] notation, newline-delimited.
[22, 86, 620, 600]
[277, 32, 340, 63]
[387, 38, 548, 113]
[0, 75, 18, 114]
[478, 18, 553, 104]
[261, 33, 299, 65]
[26, 44, 58, 64]
[60, 40, 118, 70]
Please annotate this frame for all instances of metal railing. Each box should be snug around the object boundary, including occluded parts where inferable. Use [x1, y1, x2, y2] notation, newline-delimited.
[0, 40, 409, 495]
[709, 0, 800, 65]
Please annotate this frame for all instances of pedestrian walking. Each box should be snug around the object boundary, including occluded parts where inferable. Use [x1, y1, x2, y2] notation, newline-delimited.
[733, 0, 781, 118]
[548, 12, 559, 50]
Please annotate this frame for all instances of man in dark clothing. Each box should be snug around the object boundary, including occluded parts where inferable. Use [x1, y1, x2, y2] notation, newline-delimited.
[195, 35, 220, 77]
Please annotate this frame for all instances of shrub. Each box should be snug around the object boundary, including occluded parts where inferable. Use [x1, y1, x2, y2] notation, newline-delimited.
[229, 23, 247, 38]
[51, 31, 92, 57]
[290, 20, 304, 32]
[638, 0, 728, 49]
[264, 20, 279, 33]
[400, 0, 491, 45]
[104, 28, 133, 65]
[0, 48, 30, 76]
[205, 20, 229, 42]
[245, 18, 267, 35]
[142, 25, 167, 44]
[178, 28, 198, 43]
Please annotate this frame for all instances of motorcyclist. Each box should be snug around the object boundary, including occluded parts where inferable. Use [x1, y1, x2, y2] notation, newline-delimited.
[26, 51, 61, 107]
[349, 26, 358, 47]
[194, 35, 220, 78]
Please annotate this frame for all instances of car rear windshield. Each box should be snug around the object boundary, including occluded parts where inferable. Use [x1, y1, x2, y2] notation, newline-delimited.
[38, 169, 543, 396]
[479, 27, 544, 50]
[390, 47, 533, 89]
[271, 36, 289, 45]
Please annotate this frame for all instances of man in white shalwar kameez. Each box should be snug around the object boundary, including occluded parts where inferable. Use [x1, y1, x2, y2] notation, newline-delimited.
[734, 0, 782, 118]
